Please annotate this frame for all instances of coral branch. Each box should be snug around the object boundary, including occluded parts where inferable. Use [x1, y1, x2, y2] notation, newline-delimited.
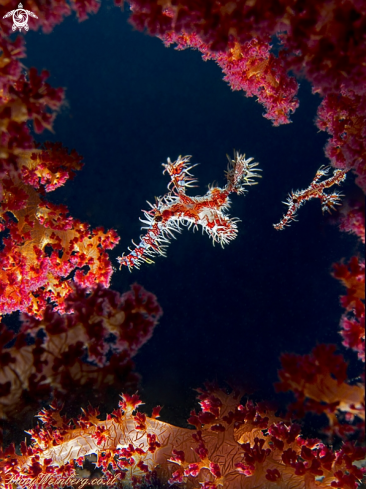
[0, 34, 64, 197]
[0, 144, 119, 317]
[125, 1, 366, 95]
[20, 141, 84, 192]
[124, 0, 366, 189]
[332, 257, 365, 362]
[162, 33, 299, 126]
[316, 89, 366, 192]
[273, 166, 347, 230]
[338, 202, 365, 244]
[0, 283, 162, 421]
[117, 151, 261, 270]
[275, 344, 365, 438]
[1, 387, 365, 489]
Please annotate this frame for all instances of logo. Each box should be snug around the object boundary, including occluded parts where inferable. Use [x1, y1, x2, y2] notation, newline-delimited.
[3, 3, 38, 32]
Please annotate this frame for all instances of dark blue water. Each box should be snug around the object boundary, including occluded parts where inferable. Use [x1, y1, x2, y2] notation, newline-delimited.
[22, 1, 362, 427]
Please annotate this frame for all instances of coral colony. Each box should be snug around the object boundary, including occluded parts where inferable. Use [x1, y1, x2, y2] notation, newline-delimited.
[0, 284, 162, 421]
[1, 387, 365, 489]
[0, 1, 365, 489]
[0, 144, 119, 317]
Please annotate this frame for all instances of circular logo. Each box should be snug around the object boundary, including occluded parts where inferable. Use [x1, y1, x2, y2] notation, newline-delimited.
[12, 5, 29, 31]
[3, 3, 38, 32]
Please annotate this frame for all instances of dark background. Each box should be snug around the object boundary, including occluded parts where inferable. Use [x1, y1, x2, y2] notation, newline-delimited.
[15, 1, 363, 427]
